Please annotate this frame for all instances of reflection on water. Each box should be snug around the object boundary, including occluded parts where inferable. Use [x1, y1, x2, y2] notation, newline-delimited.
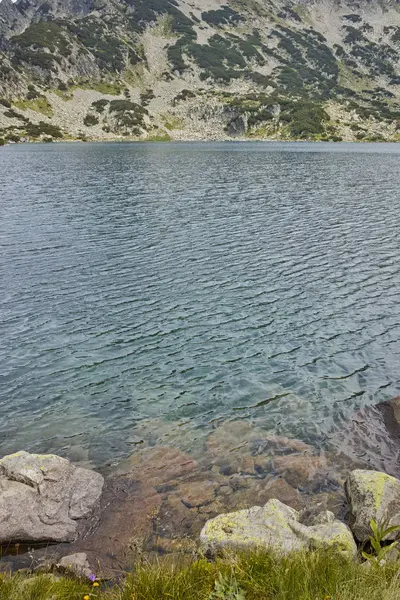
[1, 141, 400, 467]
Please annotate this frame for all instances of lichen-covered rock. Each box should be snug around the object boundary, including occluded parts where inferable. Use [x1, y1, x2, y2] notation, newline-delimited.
[200, 498, 356, 557]
[0, 451, 104, 543]
[346, 469, 400, 542]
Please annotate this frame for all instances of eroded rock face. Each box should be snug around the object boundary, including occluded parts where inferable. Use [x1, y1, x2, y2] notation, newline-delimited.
[200, 498, 356, 558]
[346, 469, 400, 542]
[0, 451, 104, 543]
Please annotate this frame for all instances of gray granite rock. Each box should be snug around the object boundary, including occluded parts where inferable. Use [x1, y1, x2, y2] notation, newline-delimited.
[58, 553, 92, 578]
[0, 451, 104, 543]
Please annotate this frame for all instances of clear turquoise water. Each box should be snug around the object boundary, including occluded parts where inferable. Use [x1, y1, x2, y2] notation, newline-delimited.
[1, 141, 400, 466]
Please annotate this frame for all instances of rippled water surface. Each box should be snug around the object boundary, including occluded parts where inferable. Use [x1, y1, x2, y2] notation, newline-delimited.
[1, 141, 400, 466]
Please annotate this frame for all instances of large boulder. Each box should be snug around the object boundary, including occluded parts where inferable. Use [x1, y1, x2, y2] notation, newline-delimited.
[0, 451, 104, 543]
[200, 498, 356, 558]
[346, 469, 400, 542]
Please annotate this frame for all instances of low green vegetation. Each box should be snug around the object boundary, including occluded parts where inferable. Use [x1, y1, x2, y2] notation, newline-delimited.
[284, 101, 329, 138]
[224, 92, 331, 140]
[13, 96, 53, 117]
[362, 519, 400, 563]
[140, 88, 155, 106]
[145, 132, 172, 141]
[53, 83, 74, 100]
[75, 81, 122, 95]
[92, 99, 109, 113]
[173, 89, 196, 105]
[3, 549, 400, 599]
[201, 6, 243, 27]
[84, 114, 99, 126]
[10, 21, 71, 71]
[161, 113, 183, 130]
[108, 99, 148, 133]
[24, 121, 63, 138]
[3, 108, 28, 121]
[12, 22, 71, 55]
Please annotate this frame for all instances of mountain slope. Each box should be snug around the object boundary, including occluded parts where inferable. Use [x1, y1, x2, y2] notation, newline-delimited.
[1, 0, 400, 142]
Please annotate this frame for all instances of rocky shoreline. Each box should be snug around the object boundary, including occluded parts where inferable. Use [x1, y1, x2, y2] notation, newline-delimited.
[1, 397, 400, 580]
[2, 137, 400, 146]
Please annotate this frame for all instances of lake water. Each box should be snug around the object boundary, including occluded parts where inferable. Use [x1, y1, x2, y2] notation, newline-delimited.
[1, 141, 400, 468]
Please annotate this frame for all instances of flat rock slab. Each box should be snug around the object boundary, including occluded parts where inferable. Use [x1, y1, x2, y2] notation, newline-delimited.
[200, 498, 356, 558]
[0, 451, 104, 544]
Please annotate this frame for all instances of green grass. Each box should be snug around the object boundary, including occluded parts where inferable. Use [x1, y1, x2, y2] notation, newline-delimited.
[161, 114, 184, 130]
[73, 81, 122, 95]
[13, 97, 53, 117]
[0, 572, 91, 600]
[3, 549, 400, 599]
[53, 88, 74, 101]
[145, 133, 172, 141]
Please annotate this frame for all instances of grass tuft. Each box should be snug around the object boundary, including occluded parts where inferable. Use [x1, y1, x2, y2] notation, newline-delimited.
[3, 549, 400, 599]
[13, 97, 53, 117]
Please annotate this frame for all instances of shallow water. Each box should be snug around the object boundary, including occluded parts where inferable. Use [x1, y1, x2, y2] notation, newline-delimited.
[1, 141, 400, 467]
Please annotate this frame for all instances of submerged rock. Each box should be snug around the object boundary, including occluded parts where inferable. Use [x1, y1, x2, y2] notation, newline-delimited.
[346, 469, 400, 542]
[272, 453, 328, 490]
[331, 396, 400, 477]
[200, 498, 356, 558]
[0, 451, 104, 543]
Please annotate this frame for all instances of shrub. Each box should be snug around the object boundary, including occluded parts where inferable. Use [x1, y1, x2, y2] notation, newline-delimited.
[246, 71, 274, 87]
[66, 18, 126, 71]
[201, 6, 243, 27]
[4, 109, 27, 121]
[25, 121, 63, 138]
[108, 99, 148, 131]
[12, 21, 71, 55]
[140, 88, 155, 106]
[12, 48, 58, 71]
[5, 133, 20, 142]
[26, 89, 40, 100]
[187, 35, 247, 82]
[92, 99, 109, 113]
[109, 99, 143, 113]
[344, 14, 362, 23]
[173, 89, 196, 105]
[84, 114, 99, 126]
[0, 138, 5, 146]
[277, 7, 302, 22]
[344, 26, 365, 44]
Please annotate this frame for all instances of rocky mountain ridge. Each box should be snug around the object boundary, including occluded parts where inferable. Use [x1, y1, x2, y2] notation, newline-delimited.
[1, 0, 400, 141]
